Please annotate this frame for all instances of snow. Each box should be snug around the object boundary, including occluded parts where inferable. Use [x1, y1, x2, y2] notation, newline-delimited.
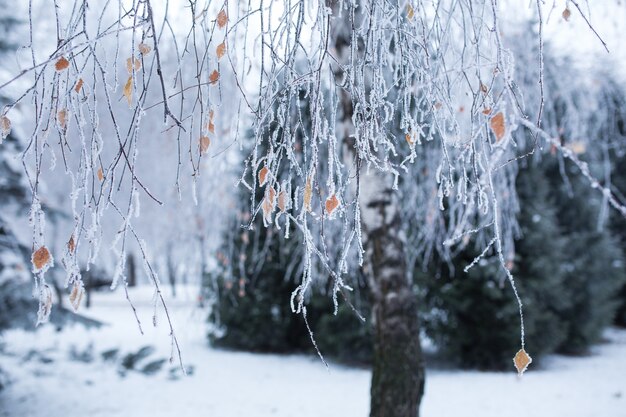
[1, 286, 626, 417]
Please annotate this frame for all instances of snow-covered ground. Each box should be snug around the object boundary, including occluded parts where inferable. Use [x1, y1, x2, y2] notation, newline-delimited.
[1, 286, 625, 417]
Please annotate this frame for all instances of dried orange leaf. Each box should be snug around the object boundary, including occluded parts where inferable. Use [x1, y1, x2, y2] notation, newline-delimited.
[138, 42, 152, 55]
[97, 167, 104, 182]
[513, 349, 532, 376]
[325, 194, 340, 215]
[209, 69, 220, 85]
[262, 193, 274, 224]
[405, 132, 415, 145]
[258, 166, 269, 186]
[217, 9, 228, 28]
[32, 246, 51, 271]
[482, 107, 492, 115]
[69, 281, 84, 311]
[269, 187, 277, 205]
[303, 176, 313, 212]
[200, 135, 211, 154]
[278, 190, 287, 212]
[562, 8, 571, 21]
[74, 78, 84, 93]
[490, 112, 505, 142]
[57, 109, 68, 129]
[479, 82, 488, 93]
[126, 57, 141, 73]
[68, 235, 76, 254]
[55, 56, 70, 71]
[216, 42, 226, 59]
[123, 76, 133, 106]
[206, 110, 216, 133]
[1, 115, 11, 140]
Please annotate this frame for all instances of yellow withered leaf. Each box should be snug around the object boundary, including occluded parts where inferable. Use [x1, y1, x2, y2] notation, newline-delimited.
[209, 69, 220, 85]
[200, 135, 211, 154]
[216, 42, 226, 59]
[55, 56, 70, 71]
[32, 246, 51, 271]
[325, 194, 340, 215]
[258, 166, 270, 186]
[126, 57, 141, 73]
[407, 4, 415, 20]
[405, 132, 416, 145]
[123, 76, 133, 106]
[217, 9, 228, 29]
[513, 349, 532, 376]
[490, 112, 505, 142]
[138, 42, 152, 55]
[567, 141, 586, 155]
[303, 176, 313, 212]
[97, 167, 104, 182]
[74, 78, 84, 93]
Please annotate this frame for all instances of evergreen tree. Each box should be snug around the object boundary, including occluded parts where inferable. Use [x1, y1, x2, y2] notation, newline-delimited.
[208, 207, 309, 353]
[417, 160, 570, 369]
[606, 97, 626, 328]
[612, 149, 626, 327]
[208, 165, 373, 363]
[547, 157, 626, 353]
[0, 0, 33, 332]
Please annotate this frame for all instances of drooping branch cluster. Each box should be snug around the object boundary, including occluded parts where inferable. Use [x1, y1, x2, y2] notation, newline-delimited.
[0, 0, 623, 366]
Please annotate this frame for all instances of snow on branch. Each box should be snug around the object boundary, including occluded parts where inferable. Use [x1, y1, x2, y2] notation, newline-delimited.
[0, 0, 623, 368]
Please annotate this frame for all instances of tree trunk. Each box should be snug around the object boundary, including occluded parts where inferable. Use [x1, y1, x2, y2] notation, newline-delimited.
[167, 244, 177, 298]
[84, 269, 92, 308]
[126, 253, 137, 287]
[326, 1, 425, 413]
[360, 174, 425, 417]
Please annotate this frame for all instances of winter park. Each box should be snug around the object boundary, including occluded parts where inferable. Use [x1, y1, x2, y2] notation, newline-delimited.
[1, 1, 626, 416]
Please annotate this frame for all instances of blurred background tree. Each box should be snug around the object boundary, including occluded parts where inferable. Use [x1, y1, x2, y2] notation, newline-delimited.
[0, 0, 34, 332]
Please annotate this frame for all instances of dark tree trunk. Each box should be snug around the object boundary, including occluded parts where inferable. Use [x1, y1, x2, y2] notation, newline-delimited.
[326, 1, 425, 414]
[363, 188, 425, 417]
[167, 244, 177, 298]
[84, 269, 92, 308]
[126, 253, 137, 287]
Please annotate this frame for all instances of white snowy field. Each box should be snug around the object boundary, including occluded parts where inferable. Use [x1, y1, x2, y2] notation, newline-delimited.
[1, 286, 625, 417]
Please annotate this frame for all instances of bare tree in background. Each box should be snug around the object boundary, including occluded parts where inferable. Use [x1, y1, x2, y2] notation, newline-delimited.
[1, 1, 625, 416]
